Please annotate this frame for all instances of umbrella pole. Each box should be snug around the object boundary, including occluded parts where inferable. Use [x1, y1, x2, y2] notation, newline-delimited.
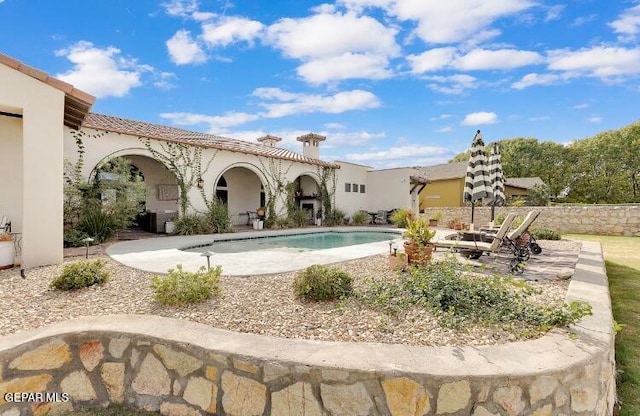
[471, 202, 475, 225]
[491, 204, 495, 222]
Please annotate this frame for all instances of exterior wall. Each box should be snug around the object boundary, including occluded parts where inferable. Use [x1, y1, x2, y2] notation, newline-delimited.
[0, 64, 64, 268]
[0, 242, 615, 415]
[334, 162, 369, 216]
[366, 169, 412, 212]
[421, 204, 640, 236]
[505, 185, 528, 199]
[222, 167, 262, 225]
[126, 155, 178, 214]
[0, 117, 22, 239]
[420, 178, 464, 208]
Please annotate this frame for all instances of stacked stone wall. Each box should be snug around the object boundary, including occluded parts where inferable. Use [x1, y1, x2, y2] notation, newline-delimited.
[422, 204, 640, 236]
[0, 243, 615, 415]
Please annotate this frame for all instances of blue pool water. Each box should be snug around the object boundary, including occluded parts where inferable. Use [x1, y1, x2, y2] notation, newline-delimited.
[184, 231, 400, 254]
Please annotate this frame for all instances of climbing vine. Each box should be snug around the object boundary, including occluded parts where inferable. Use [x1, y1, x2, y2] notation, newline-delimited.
[258, 157, 294, 227]
[317, 165, 338, 218]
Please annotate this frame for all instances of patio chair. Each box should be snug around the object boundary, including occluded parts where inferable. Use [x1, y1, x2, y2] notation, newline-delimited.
[0, 216, 10, 233]
[374, 210, 388, 224]
[503, 210, 543, 260]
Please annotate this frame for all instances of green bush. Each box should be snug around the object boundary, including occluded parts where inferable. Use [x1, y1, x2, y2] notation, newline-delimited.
[63, 228, 91, 248]
[351, 211, 369, 225]
[51, 259, 110, 290]
[390, 208, 415, 228]
[206, 198, 232, 233]
[79, 208, 115, 242]
[174, 213, 208, 235]
[324, 209, 347, 226]
[293, 264, 353, 301]
[288, 207, 310, 227]
[151, 264, 222, 305]
[532, 227, 561, 240]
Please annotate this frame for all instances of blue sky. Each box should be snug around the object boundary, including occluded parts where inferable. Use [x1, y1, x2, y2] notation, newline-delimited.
[1, 0, 639, 168]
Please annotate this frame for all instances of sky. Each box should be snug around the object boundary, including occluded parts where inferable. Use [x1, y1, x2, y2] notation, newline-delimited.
[1, 0, 639, 168]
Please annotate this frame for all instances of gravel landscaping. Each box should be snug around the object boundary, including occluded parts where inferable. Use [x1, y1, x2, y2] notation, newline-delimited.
[0, 239, 580, 347]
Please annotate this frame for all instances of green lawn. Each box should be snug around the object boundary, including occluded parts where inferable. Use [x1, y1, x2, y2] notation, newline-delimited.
[566, 234, 640, 416]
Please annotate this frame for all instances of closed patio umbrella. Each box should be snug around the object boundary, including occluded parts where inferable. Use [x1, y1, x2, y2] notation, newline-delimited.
[488, 142, 505, 223]
[463, 130, 493, 228]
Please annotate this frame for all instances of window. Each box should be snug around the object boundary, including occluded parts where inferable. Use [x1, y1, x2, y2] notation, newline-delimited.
[352, 183, 358, 192]
[360, 184, 365, 193]
[216, 176, 228, 205]
[345, 183, 351, 192]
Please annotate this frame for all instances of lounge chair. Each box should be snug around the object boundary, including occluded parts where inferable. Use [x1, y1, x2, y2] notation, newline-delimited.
[0, 216, 10, 233]
[374, 210, 388, 224]
[503, 210, 543, 260]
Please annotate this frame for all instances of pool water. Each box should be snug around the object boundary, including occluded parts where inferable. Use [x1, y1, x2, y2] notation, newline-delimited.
[184, 231, 400, 254]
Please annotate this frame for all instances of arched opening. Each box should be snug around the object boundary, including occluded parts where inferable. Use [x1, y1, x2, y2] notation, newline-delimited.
[214, 166, 265, 226]
[293, 174, 321, 222]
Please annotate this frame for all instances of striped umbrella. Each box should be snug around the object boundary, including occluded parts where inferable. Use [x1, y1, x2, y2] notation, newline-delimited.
[488, 142, 505, 222]
[463, 130, 493, 226]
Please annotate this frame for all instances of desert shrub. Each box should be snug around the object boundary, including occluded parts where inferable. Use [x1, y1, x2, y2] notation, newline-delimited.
[351, 211, 369, 225]
[390, 208, 415, 228]
[293, 264, 353, 301]
[51, 259, 110, 290]
[151, 264, 222, 305]
[205, 198, 232, 233]
[174, 213, 208, 235]
[272, 216, 293, 229]
[63, 228, 92, 248]
[532, 227, 561, 240]
[494, 214, 506, 226]
[324, 208, 347, 226]
[288, 207, 310, 227]
[78, 208, 115, 243]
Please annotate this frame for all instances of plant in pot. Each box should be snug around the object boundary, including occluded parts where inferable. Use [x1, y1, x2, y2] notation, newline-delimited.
[403, 217, 436, 266]
[0, 233, 15, 270]
[428, 210, 443, 227]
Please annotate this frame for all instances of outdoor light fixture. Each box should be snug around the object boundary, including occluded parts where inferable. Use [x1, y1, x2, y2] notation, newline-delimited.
[197, 177, 204, 189]
[201, 251, 214, 270]
[388, 240, 393, 255]
[82, 237, 95, 259]
[393, 243, 398, 256]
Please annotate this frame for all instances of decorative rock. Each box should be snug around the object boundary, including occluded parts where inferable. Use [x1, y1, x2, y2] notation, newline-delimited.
[437, 380, 470, 414]
[9, 339, 71, 370]
[472, 406, 498, 416]
[321, 382, 373, 416]
[555, 390, 568, 407]
[530, 376, 559, 404]
[478, 385, 490, 402]
[493, 386, 525, 416]
[130, 348, 140, 368]
[173, 380, 183, 396]
[132, 354, 171, 396]
[47, 401, 74, 416]
[153, 345, 203, 377]
[31, 402, 50, 416]
[183, 377, 217, 413]
[221, 371, 266, 416]
[263, 362, 289, 382]
[101, 362, 125, 403]
[570, 387, 597, 412]
[108, 338, 130, 359]
[0, 375, 52, 405]
[79, 341, 104, 372]
[0, 408, 20, 416]
[232, 358, 259, 375]
[205, 366, 218, 381]
[532, 404, 552, 416]
[382, 377, 430, 416]
[160, 402, 201, 416]
[61, 371, 97, 401]
[272, 382, 322, 416]
[321, 369, 349, 382]
[0, 364, 3, 381]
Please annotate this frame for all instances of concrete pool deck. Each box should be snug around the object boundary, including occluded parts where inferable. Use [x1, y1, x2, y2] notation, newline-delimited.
[107, 226, 456, 276]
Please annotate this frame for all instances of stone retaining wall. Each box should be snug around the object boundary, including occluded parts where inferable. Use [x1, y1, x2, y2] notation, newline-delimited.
[0, 242, 615, 415]
[422, 205, 640, 236]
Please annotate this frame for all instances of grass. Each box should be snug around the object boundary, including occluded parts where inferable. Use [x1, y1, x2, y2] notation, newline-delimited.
[566, 234, 640, 416]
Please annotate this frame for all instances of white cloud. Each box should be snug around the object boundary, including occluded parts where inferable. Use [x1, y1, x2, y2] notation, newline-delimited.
[587, 115, 602, 123]
[160, 111, 260, 129]
[609, 4, 640, 42]
[154, 72, 177, 90]
[162, 0, 198, 18]
[571, 14, 597, 27]
[166, 29, 207, 65]
[344, 145, 451, 168]
[436, 126, 453, 133]
[547, 46, 640, 79]
[407, 48, 456, 74]
[426, 74, 478, 95]
[201, 16, 264, 47]
[338, 0, 393, 12]
[296, 53, 392, 84]
[572, 103, 589, 109]
[453, 49, 543, 70]
[55, 41, 151, 98]
[544, 4, 565, 21]
[324, 122, 345, 129]
[528, 115, 551, 121]
[254, 88, 381, 118]
[511, 72, 563, 89]
[461, 112, 498, 126]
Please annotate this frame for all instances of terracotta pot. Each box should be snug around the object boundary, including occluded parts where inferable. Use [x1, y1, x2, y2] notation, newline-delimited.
[403, 241, 434, 266]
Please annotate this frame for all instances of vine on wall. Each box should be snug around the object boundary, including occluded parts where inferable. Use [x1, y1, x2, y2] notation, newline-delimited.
[258, 157, 294, 227]
[317, 166, 337, 218]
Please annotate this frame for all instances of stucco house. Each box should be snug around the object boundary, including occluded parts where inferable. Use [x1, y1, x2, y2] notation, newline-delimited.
[419, 161, 545, 209]
[1, 53, 426, 268]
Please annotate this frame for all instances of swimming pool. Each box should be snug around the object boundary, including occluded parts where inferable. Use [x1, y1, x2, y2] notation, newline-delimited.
[184, 231, 400, 253]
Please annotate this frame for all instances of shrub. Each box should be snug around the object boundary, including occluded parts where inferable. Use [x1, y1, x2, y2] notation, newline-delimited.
[151, 264, 222, 305]
[293, 264, 353, 301]
[494, 214, 506, 226]
[288, 207, 310, 227]
[351, 211, 369, 225]
[78, 208, 115, 243]
[206, 198, 232, 233]
[51, 259, 110, 290]
[174, 213, 208, 235]
[532, 227, 561, 240]
[63, 228, 91, 248]
[390, 208, 415, 228]
[324, 209, 347, 226]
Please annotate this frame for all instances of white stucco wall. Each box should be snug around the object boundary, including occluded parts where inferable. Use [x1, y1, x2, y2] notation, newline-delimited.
[365, 168, 413, 212]
[0, 64, 65, 268]
[126, 155, 178, 213]
[0, 116, 23, 235]
[334, 161, 369, 216]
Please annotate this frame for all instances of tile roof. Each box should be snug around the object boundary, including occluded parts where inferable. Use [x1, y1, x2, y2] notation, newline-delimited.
[421, 161, 468, 180]
[82, 113, 339, 168]
[505, 177, 545, 189]
[0, 53, 95, 129]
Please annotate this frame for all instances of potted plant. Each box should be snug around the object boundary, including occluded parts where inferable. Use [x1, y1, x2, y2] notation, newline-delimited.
[403, 217, 436, 266]
[0, 233, 14, 270]
[428, 210, 443, 227]
[315, 208, 323, 226]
